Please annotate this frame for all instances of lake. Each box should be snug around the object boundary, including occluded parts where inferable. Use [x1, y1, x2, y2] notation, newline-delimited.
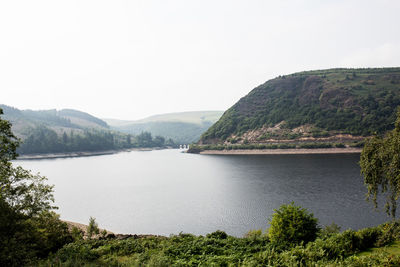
[15, 149, 390, 237]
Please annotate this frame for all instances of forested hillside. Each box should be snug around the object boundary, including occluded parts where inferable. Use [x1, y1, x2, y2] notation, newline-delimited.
[0, 105, 175, 154]
[200, 68, 400, 144]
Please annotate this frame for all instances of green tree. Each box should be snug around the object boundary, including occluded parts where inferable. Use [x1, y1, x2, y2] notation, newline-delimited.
[136, 131, 153, 147]
[0, 108, 72, 265]
[268, 203, 319, 245]
[0, 108, 19, 163]
[360, 108, 400, 218]
[87, 216, 100, 239]
[153, 135, 165, 147]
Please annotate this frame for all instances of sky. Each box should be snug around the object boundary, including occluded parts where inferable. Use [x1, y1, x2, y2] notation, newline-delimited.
[1, 0, 400, 120]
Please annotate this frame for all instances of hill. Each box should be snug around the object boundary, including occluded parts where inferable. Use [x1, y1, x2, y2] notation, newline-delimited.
[0, 105, 109, 138]
[199, 68, 400, 146]
[0, 105, 174, 155]
[105, 111, 223, 144]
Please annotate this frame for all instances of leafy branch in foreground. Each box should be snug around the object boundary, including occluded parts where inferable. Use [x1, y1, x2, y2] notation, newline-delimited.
[360, 108, 400, 218]
[0, 108, 72, 266]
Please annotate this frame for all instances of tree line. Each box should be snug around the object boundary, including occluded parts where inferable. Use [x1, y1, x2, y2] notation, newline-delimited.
[16, 126, 176, 154]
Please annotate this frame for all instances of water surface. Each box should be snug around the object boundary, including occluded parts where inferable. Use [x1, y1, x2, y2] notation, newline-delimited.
[16, 150, 389, 236]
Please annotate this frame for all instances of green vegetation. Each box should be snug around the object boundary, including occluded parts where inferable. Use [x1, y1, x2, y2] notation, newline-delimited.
[268, 203, 319, 245]
[360, 108, 400, 218]
[0, 105, 176, 155]
[201, 68, 400, 143]
[188, 142, 356, 153]
[17, 126, 175, 154]
[3, 99, 400, 265]
[114, 121, 210, 145]
[87, 217, 100, 240]
[39, 214, 400, 266]
[0, 108, 73, 266]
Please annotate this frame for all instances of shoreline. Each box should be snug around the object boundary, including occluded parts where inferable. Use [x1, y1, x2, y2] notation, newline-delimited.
[199, 147, 362, 155]
[63, 220, 164, 239]
[16, 147, 161, 160]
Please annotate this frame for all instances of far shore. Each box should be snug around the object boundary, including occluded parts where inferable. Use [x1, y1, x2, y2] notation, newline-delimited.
[199, 147, 362, 155]
[16, 147, 164, 160]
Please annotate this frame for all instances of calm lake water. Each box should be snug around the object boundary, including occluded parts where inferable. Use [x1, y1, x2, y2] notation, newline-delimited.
[15, 149, 390, 237]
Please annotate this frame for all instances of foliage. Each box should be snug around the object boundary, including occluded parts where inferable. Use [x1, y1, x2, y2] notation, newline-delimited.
[268, 203, 319, 246]
[87, 217, 100, 239]
[1, 105, 177, 155]
[201, 68, 400, 143]
[319, 222, 341, 238]
[298, 143, 333, 149]
[360, 108, 400, 217]
[40, 220, 400, 266]
[206, 230, 228, 239]
[16, 125, 176, 155]
[71, 226, 84, 241]
[0, 108, 72, 265]
[188, 142, 346, 153]
[0, 164, 55, 216]
[244, 229, 267, 242]
[0, 108, 19, 163]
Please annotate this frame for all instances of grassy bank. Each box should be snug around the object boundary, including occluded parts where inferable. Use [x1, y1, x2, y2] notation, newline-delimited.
[40, 220, 400, 266]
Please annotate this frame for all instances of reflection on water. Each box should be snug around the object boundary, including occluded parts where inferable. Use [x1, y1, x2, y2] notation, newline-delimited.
[16, 150, 390, 236]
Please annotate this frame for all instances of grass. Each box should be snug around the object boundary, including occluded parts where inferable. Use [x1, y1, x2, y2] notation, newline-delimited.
[357, 240, 400, 257]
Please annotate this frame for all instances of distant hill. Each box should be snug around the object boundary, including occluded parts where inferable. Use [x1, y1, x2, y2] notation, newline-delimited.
[200, 68, 400, 145]
[0, 105, 174, 155]
[58, 109, 109, 129]
[0, 105, 108, 139]
[105, 111, 224, 144]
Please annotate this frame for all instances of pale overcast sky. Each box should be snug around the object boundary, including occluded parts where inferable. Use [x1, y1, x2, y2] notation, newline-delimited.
[1, 0, 400, 120]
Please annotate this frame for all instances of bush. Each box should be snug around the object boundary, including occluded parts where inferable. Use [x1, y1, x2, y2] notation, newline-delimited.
[206, 230, 228, 239]
[376, 221, 400, 246]
[268, 203, 319, 246]
[334, 143, 346, 148]
[87, 217, 100, 239]
[319, 223, 341, 238]
[244, 229, 266, 242]
[299, 143, 333, 149]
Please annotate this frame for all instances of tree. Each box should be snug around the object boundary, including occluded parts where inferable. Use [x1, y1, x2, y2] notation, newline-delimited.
[0, 108, 71, 265]
[0, 109, 19, 163]
[268, 203, 319, 245]
[87, 216, 100, 239]
[136, 131, 153, 147]
[153, 135, 165, 147]
[360, 108, 400, 218]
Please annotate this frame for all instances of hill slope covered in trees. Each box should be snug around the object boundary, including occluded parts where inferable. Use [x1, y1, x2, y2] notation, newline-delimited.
[0, 105, 174, 154]
[200, 68, 400, 145]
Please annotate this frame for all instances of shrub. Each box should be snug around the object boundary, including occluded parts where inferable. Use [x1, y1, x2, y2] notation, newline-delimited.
[245, 229, 265, 242]
[87, 217, 100, 239]
[376, 221, 400, 246]
[299, 143, 333, 149]
[206, 230, 228, 239]
[268, 203, 319, 246]
[334, 143, 346, 148]
[319, 222, 341, 238]
[277, 144, 296, 149]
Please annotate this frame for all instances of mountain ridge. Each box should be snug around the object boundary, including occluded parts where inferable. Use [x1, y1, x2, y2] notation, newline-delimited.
[199, 67, 400, 145]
